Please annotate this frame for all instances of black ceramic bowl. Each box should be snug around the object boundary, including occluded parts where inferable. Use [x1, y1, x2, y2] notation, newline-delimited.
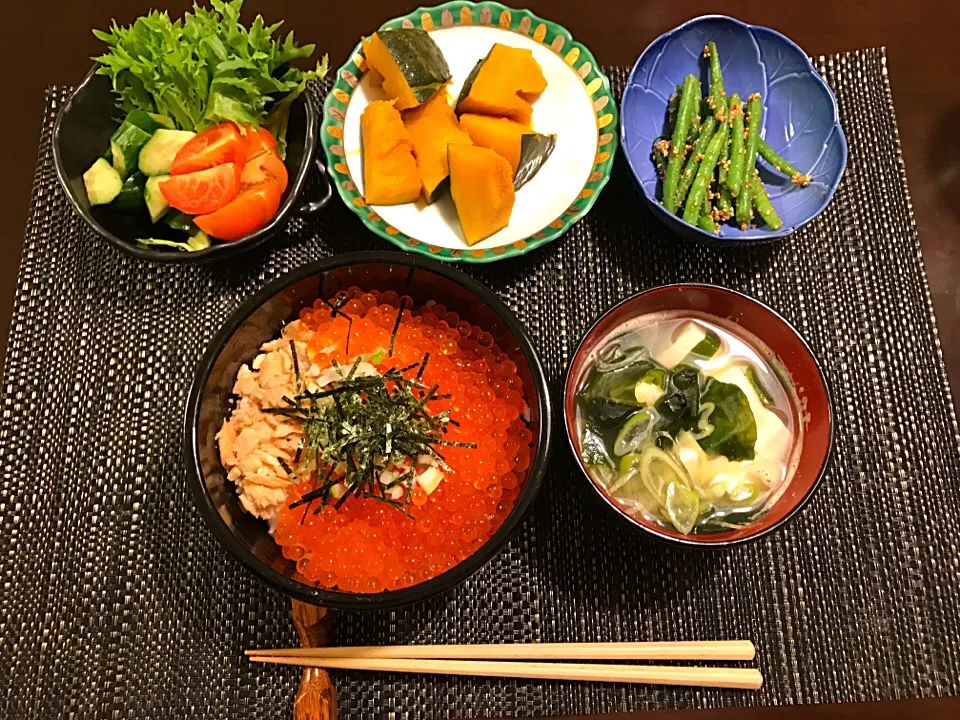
[53, 68, 331, 264]
[185, 252, 553, 609]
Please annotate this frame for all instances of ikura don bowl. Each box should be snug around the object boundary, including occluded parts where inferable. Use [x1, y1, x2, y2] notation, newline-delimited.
[185, 252, 552, 609]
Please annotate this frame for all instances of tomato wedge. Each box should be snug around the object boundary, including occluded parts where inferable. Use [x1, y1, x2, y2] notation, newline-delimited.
[240, 151, 289, 193]
[171, 123, 247, 175]
[243, 126, 278, 160]
[194, 181, 284, 241]
[159, 163, 242, 215]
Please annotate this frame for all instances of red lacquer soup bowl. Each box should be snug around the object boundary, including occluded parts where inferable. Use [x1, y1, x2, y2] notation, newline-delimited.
[564, 284, 834, 547]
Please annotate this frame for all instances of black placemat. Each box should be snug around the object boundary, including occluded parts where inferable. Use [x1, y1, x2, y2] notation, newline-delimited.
[2, 48, 959, 719]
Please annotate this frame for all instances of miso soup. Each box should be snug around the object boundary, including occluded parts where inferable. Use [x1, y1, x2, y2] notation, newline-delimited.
[575, 311, 801, 535]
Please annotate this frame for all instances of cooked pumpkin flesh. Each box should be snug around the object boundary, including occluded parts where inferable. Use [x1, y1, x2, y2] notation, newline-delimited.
[402, 93, 473, 203]
[458, 114, 528, 174]
[361, 100, 422, 205]
[456, 43, 547, 124]
[448, 144, 515, 245]
[362, 30, 452, 110]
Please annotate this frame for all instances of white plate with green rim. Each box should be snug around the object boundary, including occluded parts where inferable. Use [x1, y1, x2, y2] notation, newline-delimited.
[321, 1, 618, 262]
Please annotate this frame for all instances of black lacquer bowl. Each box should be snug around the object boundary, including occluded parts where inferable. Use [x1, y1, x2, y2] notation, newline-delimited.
[184, 252, 553, 609]
[53, 69, 331, 264]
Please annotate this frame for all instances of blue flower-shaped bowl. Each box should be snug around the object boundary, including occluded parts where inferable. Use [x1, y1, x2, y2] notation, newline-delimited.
[621, 15, 847, 244]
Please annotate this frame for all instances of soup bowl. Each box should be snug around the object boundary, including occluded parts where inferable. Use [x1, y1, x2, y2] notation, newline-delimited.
[564, 284, 833, 546]
[185, 252, 552, 609]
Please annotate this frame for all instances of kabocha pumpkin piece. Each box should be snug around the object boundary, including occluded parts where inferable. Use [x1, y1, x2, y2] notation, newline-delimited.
[455, 43, 547, 124]
[448, 144, 515, 246]
[361, 101, 421, 205]
[513, 132, 556, 190]
[402, 93, 473, 203]
[362, 29, 452, 110]
[459, 114, 556, 189]
[459, 114, 526, 173]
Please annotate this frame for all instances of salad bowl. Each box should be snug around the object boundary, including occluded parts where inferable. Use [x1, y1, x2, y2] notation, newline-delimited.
[53, 68, 330, 264]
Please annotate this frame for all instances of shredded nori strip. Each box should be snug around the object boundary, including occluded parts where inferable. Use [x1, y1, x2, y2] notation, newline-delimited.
[388, 297, 407, 357]
[416, 352, 430, 381]
[267, 353, 476, 514]
[289, 340, 301, 393]
[321, 292, 355, 355]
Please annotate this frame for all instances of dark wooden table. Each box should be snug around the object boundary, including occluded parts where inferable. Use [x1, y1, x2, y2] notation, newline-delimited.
[0, 1, 956, 718]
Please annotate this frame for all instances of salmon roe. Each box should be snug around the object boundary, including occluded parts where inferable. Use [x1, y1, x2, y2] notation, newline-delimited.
[273, 288, 534, 593]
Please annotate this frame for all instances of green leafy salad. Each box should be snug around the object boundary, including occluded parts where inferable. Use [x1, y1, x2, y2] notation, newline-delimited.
[94, 0, 327, 153]
[81, 0, 327, 251]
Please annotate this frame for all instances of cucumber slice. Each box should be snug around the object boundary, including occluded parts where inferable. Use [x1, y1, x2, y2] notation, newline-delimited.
[138, 129, 196, 176]
[144, 176, 170, 223]
[83, 158, 123, 206]
[124, 110, 168, 134]
[187, 230, 211, 251]
[147, 113, 175, 130]
[111, 123, 153, 178]
[113, 171, 147, 213]
[164, 211, 196, 233]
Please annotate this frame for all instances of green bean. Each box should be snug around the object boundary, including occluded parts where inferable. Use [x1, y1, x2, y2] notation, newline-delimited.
[726, 94, 745, 197]
[688, 108, 701, 143]
[698, 180, 713, 218]
[757, 138, 812, 186]
[705, 42, 726, 120]
[698, 212, 719, 234]
[716, 186, 734, 221]
[682, 121, 729, 224]
[735, 93, 763, 226]
[675, 114, 717, 209]
[663, 74, 701, 211]
[750, 171, 783, 230]
[718, 123, 731, 187]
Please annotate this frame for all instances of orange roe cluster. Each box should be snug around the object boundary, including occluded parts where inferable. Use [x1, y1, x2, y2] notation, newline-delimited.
[273, 287, 534, 594]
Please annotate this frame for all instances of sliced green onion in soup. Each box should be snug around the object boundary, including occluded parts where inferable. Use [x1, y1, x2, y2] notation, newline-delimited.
[741, 364, 774, 407]
[723, 471, 765, 504]
[664, 481, 701, 534]
[634, 367, 666, 406]
[613, 408, 656, 456]
[608, 452, 658, 509]
[636, 445, 702, 533]
[587, 463, 616, 488]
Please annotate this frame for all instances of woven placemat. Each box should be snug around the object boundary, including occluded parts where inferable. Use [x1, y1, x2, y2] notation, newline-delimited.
[2, 48, 959, 718]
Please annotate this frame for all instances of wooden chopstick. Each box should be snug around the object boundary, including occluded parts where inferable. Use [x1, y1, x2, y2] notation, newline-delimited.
[246, 640, 756, 662]
[247, 656, 763, 690]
